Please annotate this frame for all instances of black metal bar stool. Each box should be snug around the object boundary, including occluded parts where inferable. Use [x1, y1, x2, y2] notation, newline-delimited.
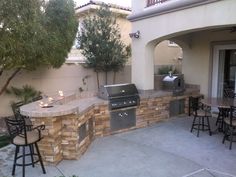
[222, 106, 236, 150]
[5, 116, 46, 177]
[216, 107, 229, 132]
[189, 96, 212, 137]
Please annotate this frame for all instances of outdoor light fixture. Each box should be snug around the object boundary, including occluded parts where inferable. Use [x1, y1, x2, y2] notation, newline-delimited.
[129, 30, 140, 39]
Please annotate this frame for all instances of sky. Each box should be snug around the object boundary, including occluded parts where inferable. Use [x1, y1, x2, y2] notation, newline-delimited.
[75, 0, 131, 7]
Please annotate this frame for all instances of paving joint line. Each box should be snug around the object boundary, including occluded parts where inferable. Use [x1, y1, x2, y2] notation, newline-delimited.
[181, 168, 205, 177]
[206, 168, 236, 177]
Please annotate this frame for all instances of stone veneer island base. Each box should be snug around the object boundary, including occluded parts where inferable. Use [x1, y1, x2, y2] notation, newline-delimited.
[20, 89, 200, 165]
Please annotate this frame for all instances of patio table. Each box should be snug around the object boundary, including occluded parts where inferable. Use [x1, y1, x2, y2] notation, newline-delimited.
[201, 98, 236, 109]
[201, 98, 236, 132]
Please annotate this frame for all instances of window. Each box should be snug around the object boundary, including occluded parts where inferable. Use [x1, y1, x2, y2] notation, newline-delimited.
[168, 40, 178, 47]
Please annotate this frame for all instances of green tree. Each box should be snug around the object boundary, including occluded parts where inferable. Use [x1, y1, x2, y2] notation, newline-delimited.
[0, 0, 78, 95]
[78, 5, 129, 88]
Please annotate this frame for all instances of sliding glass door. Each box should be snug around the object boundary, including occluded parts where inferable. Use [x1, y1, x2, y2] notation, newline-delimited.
[212, 45, 236, 98]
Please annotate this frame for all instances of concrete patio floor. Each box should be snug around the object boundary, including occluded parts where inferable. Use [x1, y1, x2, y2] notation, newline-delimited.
[1, 116, 236, 177]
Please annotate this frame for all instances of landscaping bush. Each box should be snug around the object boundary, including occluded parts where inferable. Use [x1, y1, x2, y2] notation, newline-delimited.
[158, 65, 178, 75]
[6, 85, 42, 104]
[0, 135, 10, 148]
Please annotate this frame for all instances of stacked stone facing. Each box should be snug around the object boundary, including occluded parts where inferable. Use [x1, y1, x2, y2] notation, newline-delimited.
[30, 90, 200, 165]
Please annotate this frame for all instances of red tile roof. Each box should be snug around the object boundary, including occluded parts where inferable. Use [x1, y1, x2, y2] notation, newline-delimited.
[75, 0, 131, 12]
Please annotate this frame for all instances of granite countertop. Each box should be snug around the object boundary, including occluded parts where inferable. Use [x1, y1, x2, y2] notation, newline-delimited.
[20, 96, 107, 118]
[20, 88, 199, 118]
[139, 88, 200, 99]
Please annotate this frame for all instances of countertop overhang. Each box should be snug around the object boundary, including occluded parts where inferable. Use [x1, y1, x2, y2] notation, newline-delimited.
[20, 97, 107, 117]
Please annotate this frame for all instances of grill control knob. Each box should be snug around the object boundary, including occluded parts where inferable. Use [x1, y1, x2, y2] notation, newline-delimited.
[124, 102, 127, 104]
[118, 113, 123, 117]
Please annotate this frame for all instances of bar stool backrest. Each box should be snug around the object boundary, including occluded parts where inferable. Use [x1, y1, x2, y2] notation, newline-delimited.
[189, 96, 201, 112]
[224, 89, 236, 98]
[229, 106, 236, 126]
[11, 101, 24, 119]
[5, 117, 28, 145]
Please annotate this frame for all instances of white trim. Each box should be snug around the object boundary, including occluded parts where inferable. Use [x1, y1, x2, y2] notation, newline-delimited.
[212, 44, 236, 97]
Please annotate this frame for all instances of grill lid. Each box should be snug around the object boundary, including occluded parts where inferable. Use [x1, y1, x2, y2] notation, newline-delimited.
[163, 75, 178, 82]
[98, 83, 139, 100]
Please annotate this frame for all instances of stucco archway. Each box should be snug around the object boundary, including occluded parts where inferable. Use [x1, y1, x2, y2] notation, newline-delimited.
[130, 0, 236, 91]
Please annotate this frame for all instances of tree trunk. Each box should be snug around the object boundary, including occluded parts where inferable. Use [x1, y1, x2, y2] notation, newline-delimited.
[105, 72, 108, 85]
[96, 71, 100, 90]
[113, 71, 116, 84]
[0, 69, 3, 76]
[0, 68, 21, 96]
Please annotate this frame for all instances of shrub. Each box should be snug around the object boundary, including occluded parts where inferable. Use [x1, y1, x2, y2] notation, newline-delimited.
[0, 135, 10, 148]
[6, 85, 42, 104]
[158, 65, 178, 75]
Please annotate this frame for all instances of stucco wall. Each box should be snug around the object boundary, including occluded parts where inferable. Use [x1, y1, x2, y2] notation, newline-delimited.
[129, 0, 236, 90]
[0, 65, 131, 116]
[180, 30, 236, 96]
[0, 4, 183, 117]
[154, 40, 182, 74]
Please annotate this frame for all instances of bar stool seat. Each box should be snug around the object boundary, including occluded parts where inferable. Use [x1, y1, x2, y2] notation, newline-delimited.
[224, 117, 236, 127]
[5, 116, 46, 177]
[13, 130, 40, 145]
[189, 96, 212, 137]
[193, 110, 211, 117]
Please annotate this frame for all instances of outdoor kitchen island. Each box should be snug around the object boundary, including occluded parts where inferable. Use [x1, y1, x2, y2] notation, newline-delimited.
[20, 88, 200, 165]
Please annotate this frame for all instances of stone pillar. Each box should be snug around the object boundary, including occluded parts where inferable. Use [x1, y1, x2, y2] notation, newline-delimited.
[31, 116, 63, 165]
[61, 114, 79, 160]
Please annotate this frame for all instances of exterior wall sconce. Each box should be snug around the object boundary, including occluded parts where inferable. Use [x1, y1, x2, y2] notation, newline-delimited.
[129, 31, 140, 39]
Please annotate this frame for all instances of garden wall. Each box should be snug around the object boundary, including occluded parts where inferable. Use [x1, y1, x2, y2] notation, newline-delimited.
[0, 64, 131, 116]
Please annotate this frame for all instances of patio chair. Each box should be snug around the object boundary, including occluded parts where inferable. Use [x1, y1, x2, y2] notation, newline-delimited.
[222, 106, 236, 150]
[189, 96, 212, 137]
[5, 116, 46, 177]
[223, 88, 236, 98]
[188, 95, 204, 116]
[11, 95, 42, 128]
[215, 89, 234, 131]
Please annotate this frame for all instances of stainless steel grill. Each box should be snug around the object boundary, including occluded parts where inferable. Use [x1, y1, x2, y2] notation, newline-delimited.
[162, 74, 185, 95]
[99, 83, 140, 132]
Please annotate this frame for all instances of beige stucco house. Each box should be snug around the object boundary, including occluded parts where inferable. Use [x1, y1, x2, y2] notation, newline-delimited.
[0, 1, 182, 116]
[128, 0, 236, 97]
[67, 1, 132, 64]
[68, 1, 182, 68]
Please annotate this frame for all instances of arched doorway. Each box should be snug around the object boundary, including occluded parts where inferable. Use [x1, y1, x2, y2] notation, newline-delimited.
[153, 40, 183, 91]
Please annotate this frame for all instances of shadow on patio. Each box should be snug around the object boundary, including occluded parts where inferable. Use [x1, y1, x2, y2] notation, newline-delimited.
[1, 116, 236, 177]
